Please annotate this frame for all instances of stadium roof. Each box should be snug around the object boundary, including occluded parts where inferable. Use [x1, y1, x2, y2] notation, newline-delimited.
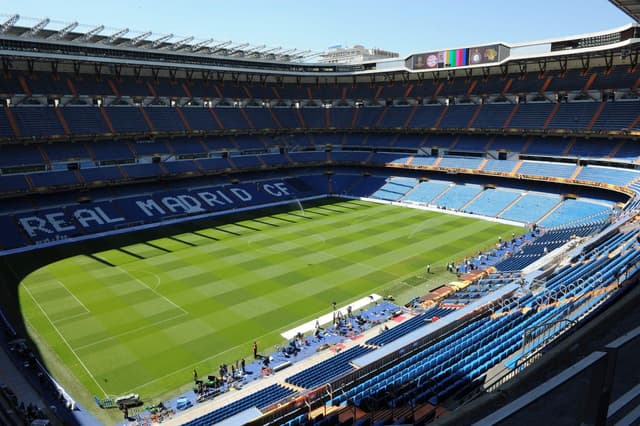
[0, 15, 638, 78]
[0, 14, 322, 63]
[610, 0, 640, 23]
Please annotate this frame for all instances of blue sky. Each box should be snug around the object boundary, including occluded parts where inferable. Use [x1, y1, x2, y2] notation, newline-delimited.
[0, 0, 633, 56]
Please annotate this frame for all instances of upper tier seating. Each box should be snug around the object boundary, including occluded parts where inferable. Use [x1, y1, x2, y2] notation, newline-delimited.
[61, 107, 110, 135]
[507, 103, 554, 129]
[300, 107, 326, 128]
[408, 106, 443, 128]
[70, 77, 114, 96]
[151, 78, 187, 97]
[380, 106, 411, 128]
[12, 107, 65, 137]
[180, 108, 221, 131]
[244, 108, 279, 129]
[213, 108, 251, 129]
[470, 103, 514, 129]
[591, 66, 639, 91]
[592, 101, 640, 131]
[111, 77, 151, 97]
[24, 73, 72, 96]
[0, 108, 14, 138]
[547, 102, 600, 130]
[330, 107, 355, 128]
[272, 108, 302, 128]
[354, 107, 383, 128]
[439, 104, 477, 129]
[105, 107, 150, 133]
[144, 107, 186, 132]
[546, 70, 591, 92]
[0, 101, 634, 142]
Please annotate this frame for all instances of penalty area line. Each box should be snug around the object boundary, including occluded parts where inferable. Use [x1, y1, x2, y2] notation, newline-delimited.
[74, 312, 188, 352]
[22, 285, 109, 398]
[116, 266, 188, 315]
[56, 280, 91, 314]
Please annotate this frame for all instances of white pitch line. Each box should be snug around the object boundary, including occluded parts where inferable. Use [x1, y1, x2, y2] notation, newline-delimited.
[22, 284, 109, 398]
[124, 325, 285, 394]
[74, 312, 188, 352]
[56, 280, 90, 313]
[125, 269, 162, 290]
[116, 266, 188, 315]
[53, 311, 91, 325]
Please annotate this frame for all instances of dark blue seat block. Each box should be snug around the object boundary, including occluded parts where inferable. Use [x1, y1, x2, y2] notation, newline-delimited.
[61, 107, 110, 134]
[180, 108, 220, 131]
[0, 215, 30, 249]
[145, 108, 186, 132]
[12, 107, 65, 137]
[106, 107, 150, 133]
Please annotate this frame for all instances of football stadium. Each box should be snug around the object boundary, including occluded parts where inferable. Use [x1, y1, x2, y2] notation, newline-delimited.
[0, 2, 640, 425]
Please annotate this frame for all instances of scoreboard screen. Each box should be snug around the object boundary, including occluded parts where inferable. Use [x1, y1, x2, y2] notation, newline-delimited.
[407, 44, 508, 70]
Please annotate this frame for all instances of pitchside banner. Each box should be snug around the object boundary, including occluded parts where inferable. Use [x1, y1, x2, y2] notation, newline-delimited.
[15, 180, 298, 244]
[407, 44, 509, 70]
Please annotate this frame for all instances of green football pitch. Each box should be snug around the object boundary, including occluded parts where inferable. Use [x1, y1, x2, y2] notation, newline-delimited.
[17, 199, 522, 414]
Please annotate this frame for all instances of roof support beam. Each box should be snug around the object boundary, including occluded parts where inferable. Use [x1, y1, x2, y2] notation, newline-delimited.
[103, 28, 129, 44]
[557, 56, 568, 75]
[128, 31, 152, 46]
[604, 51, 614, 70]
[630, 49, 638, 68]
[278, 48, 298, 56]
[261, 46, 282, 55]
[77, 25, 104, 42]
[26, 18, 50, 37]
[537, 59, 547, 74]
[0, 14, 19, 34]
[190, 38, 213, 52]
[48, 21, 78, 39]
[151, 33, 173, 48]
[580, 56, 590, 73]
[209, 40, 232, 51]
[170, 36, 194, 50]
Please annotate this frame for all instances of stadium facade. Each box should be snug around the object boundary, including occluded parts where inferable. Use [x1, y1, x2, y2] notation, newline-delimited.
[0, 8, 639, 425]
